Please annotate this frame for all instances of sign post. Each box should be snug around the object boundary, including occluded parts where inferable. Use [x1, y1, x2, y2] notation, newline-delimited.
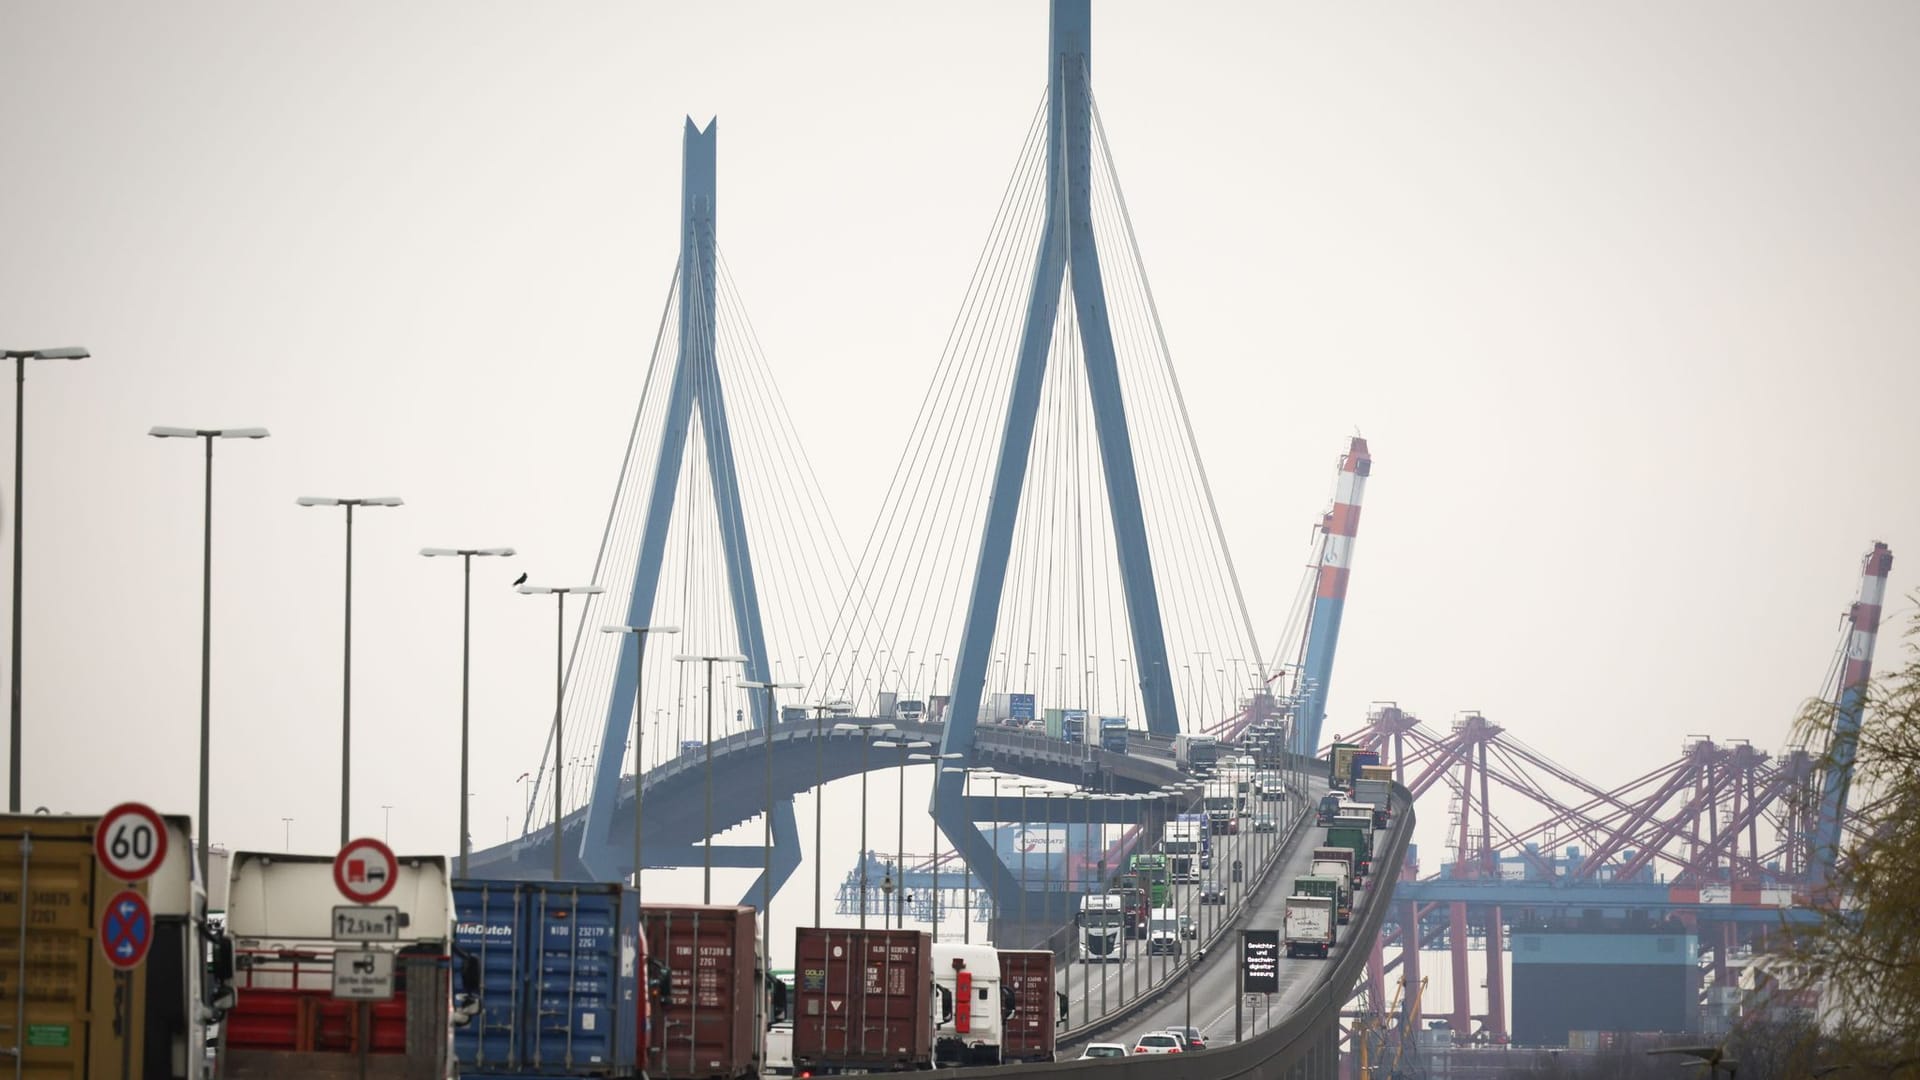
[331, 836, 399, 1080]
[1240, 928, 1280, 1042]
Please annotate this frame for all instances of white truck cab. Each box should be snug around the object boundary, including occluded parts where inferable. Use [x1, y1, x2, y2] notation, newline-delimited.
[933, 942, 1005, 1067]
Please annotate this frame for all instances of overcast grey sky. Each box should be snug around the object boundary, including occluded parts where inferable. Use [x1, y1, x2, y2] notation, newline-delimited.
[3, 1, 1916, 891]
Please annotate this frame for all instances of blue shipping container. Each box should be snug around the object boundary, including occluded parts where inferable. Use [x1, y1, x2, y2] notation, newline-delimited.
[454, 879, 641, 1077]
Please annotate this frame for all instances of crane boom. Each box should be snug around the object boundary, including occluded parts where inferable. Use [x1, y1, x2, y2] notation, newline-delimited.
[1811, 541, 1893, 881]
[1294, 436, 1372, 756]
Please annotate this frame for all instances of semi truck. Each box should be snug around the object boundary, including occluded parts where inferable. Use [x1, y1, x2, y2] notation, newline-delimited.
[1293, 874, 1348, 926]
[1173, 733, 1221, 773]
[1097, 715, 1130, 754]
[793, 927, 938, 1074]
[1354, 777, 1393, 827]
[219, 849, 477, 1080]
[1060, 710, 1087, 744]
[1284, 895, 1336, 959]
[1125, 854, 1172, 905]
[639, 904, 764, 1079]
[452, 879, 645, 1077]
[1311, 846, 1358, 892]
[1326, 815, 1376, 879]
[998, 950, 1060, 1063]
[933, 943, 1005, 1067]
[1308, 858, 1354, 923]
[1, 811, 220, 1080]
[1328, 742, 1363, 786]
[1161, 820, 1206, 883]
[1076, 894, 1126, 962]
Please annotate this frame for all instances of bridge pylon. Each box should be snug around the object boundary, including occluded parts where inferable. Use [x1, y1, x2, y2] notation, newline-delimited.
[935, 0, 1182, 913]
[574, 118, 791, 892]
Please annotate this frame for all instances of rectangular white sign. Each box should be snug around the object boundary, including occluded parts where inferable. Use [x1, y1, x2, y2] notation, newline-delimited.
[332, 906, 401, 941]
[332, 949, 394, 1000]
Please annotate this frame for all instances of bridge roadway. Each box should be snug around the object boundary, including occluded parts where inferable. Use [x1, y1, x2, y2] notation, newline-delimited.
[465, 718, 1189, 893]
[957, 781, 1415, 1079]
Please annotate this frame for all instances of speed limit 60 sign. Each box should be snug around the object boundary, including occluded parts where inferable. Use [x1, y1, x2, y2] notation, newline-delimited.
[95, 802, 169, 883]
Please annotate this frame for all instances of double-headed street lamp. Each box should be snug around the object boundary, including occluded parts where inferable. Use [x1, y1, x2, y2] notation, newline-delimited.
[675, 652, 748, 902]
[149, 425, 269, 879]
[911, 751, 964, 937]
[874, 739, 931, 929]
[518, 583, 604, 880]
[741, 678, 802, 981]
[832, 721, 894, 927]
[299, 496, 404, 844]
[6, 346, 86, 812]
[421, 547, 515, 877]
[602, 625, 680, 895]
[934, 764, 970, 943]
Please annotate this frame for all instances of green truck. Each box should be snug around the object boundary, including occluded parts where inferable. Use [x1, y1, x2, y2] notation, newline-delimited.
[1292, 874, 1348, 925]
[1325, 814, 1375, 878]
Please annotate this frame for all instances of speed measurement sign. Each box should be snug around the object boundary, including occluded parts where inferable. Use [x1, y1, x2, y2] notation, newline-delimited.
[94, 802, 169, 883]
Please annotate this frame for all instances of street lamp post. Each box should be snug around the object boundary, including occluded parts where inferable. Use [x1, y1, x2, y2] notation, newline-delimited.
[602, 624, 681, 895]
[281, 817, 293, 851]
[741, 678, 802, 985]
[812, 704, 828, 926]
[1016, 783, 1044, 945]
[833, 722, 894, 927]
[5, 346, 85, 813]
[914, 752, 965, 940]
[519, 583, 604, 879]
[962, 767, 994, 944]
[875, 739, 930, 928]
[675, 652, 749, 902]
[150, 425, 268, 880]
[299, 496, 404, 844]
[422, 547, 515, 877]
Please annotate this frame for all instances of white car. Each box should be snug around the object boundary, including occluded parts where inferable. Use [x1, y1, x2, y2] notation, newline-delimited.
[1132, 1033, 1184, 1055]
[1079, 1043, 1129, 1059]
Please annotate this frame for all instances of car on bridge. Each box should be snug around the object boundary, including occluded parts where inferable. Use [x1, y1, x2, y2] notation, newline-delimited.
[1165, 1026, 1208, 1052]
[1079, 1043, 1128, 1060]
[1132, 1033, 1183, 1055]
[1198, 880, 1226, 904]
[1251, 813, 1280, 833]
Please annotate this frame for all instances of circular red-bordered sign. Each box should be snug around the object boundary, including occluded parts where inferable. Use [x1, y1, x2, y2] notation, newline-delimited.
[99, 889, 153, 970]
[94, 802, 169, 883]
[333, 837, 399, 904]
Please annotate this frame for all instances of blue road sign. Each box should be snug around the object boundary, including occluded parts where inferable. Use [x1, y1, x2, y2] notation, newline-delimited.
[99, 890, 152, 970]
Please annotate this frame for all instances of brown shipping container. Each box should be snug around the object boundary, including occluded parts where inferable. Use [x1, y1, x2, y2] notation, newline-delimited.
[641, 904, 759, 1079]
[793, 927, 933, 1072]
[998, 949, 1057, 1063]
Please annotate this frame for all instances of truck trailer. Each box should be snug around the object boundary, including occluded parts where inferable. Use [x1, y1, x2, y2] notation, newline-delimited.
[793, 927, 937, 1074]
[1284, 895, 1337, 959]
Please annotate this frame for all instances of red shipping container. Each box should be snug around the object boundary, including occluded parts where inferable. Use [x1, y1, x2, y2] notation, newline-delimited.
[640, 904, 760, 1079]
[998, 949, 1058, 1063]
[793, 927, 934, 1073]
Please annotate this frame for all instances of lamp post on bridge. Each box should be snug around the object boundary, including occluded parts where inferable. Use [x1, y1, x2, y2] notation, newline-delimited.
[299, 495, 404, 845]
[962, 766, 995, 944]
[1015, 782, 1045, 945]
[741, 678, 801, 1006]
[602, 624, 680, 897]
[935, 764, 969, 943]
[675, 652, 749, 902]
[833, 721, 894, 927]
[518, 582, 603, 880]
[421, 546, 516, 878]
[149, 423, 269, 882]
[912, 751, 964, 939]
[874, 739, 931, 928]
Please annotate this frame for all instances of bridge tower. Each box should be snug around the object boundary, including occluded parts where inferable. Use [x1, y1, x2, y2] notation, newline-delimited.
[573, 119, 796, 896]
[934, 0, 1183, 922]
